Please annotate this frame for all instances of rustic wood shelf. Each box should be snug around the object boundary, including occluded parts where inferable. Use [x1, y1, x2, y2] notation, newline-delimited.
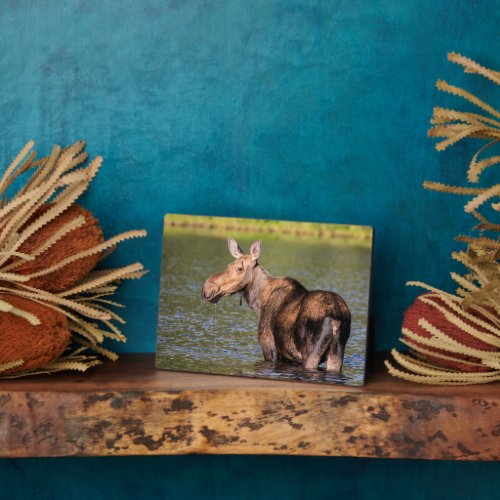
[0, 354, 498, 460]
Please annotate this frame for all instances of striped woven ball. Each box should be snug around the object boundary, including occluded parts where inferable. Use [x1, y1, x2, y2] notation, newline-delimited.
[0, 295, 70, 373]
[403, 293, 497, 372]
[15, 204, 104, 292]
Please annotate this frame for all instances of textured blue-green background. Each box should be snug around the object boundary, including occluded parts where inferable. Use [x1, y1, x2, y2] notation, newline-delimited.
[0, 1, 498, 499]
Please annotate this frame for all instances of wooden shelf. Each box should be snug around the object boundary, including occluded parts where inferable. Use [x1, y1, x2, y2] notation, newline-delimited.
[1, 354, 498, 460]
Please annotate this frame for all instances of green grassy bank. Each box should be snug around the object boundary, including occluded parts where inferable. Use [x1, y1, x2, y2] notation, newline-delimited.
[164, 214, 372, 245]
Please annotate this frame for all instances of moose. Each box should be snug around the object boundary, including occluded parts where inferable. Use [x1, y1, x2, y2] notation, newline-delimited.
[202, 238, 351, 372]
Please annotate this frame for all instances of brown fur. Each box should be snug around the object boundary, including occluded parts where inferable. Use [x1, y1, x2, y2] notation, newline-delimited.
[202, 238, 351, 371]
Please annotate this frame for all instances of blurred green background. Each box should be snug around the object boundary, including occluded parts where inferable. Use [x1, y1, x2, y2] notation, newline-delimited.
[164, 214, 372, 243]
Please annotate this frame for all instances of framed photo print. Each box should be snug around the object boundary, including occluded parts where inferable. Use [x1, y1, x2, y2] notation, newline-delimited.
[156, 214, 373, 386]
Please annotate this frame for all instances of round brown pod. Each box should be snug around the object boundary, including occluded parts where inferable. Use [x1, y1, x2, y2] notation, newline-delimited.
[403, 293, 497, 372]
[0, 295, 70, 373]
[14, 203, 104, 292]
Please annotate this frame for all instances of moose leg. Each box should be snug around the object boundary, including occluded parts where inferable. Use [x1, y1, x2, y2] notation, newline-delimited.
[258, 326, 277, 362]
[326, 319, 346, 372]
[302, 318, 336, 370]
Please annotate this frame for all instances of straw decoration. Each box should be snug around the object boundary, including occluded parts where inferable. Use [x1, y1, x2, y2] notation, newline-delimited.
[386, 53, 500, 384]
[0, 141, 147, 377]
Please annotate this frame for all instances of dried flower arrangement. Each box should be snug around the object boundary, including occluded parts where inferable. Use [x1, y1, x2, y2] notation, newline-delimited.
[0, 141, 146, 377]
[386, 53, 500, 385]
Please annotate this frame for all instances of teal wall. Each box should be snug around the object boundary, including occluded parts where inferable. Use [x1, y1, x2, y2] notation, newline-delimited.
[0, 1, 498, 499]
[1, 456, 499, 500]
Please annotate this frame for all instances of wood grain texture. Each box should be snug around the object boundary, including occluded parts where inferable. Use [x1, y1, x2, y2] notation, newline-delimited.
[0, 354, 498, 460]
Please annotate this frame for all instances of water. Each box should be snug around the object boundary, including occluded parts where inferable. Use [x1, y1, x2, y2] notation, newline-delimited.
[156, 231, 371, 386]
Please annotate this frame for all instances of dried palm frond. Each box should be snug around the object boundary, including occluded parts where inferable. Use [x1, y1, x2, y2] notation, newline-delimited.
[0, 141, 147, 377]
[386, 53, 500, 384]
[0, 360, 24, 373]
[0, 352, 102, 379]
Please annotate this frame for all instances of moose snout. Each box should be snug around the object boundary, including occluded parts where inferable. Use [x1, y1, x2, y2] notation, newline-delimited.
[202, 279, 220, 303]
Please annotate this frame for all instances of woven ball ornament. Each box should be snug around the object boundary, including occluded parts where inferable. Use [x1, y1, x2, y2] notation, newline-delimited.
[13, 204, 104, 292]
[402, 293, 497, 373]
[0, 295, 70, 373]
[386, 288, 500, 384]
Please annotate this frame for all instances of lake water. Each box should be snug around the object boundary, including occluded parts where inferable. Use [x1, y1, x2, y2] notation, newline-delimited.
[156, 231, 372, 386]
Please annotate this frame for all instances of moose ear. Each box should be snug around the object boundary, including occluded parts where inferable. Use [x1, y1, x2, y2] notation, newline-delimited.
[250, 240, 262, 261]
[228, 237, 244, 259]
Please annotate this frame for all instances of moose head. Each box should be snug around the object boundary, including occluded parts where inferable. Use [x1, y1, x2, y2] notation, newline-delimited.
[201, 237, 262, 304]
